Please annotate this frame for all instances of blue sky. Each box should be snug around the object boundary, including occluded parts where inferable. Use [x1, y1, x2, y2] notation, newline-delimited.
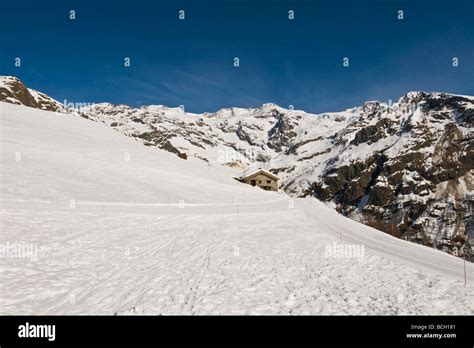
[1, 0, 473, 113]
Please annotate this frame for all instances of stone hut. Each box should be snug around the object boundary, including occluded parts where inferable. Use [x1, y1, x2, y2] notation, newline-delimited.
[241, 169, 280, 192]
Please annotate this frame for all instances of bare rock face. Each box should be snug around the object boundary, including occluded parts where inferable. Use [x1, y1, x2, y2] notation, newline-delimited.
[0, 76, 66, 112]
[267, 110, 298, 152]
[0, 76, 38, 107]
[307, 94, 473, 258]
[1, 76, 472, 259]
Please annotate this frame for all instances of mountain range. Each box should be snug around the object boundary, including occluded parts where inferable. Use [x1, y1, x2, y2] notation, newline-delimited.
[1, 75, 472, 259]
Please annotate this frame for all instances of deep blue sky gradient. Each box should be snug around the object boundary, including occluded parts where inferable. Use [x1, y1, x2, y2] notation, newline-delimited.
[1, 0, 473, 113]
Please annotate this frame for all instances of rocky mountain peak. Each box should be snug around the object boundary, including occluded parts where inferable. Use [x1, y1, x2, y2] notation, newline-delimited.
[0, 76, 38, 108]
[0, 76, 66, 112]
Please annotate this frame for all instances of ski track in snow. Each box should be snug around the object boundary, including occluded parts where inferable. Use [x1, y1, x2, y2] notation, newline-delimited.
[0, 102, 473, 315]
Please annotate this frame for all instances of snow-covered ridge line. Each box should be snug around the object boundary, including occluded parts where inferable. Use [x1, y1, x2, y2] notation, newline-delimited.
[1, 75, 471, 116]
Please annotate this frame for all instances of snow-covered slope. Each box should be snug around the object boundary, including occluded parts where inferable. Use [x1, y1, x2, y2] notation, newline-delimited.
[1, 101, 472, 314]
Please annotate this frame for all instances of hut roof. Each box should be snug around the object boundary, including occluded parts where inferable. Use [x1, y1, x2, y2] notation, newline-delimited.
[241, 168, 280, 181]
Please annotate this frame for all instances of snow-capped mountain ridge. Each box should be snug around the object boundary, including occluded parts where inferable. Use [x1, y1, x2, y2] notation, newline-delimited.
[1, 76, 472, 258]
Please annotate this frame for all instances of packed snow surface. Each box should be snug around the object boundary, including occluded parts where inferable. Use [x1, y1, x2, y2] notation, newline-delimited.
[0, 102, 472, 314]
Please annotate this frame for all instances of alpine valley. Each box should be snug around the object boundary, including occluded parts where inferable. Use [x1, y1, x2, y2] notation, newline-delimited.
[1, 76, 472, 259]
